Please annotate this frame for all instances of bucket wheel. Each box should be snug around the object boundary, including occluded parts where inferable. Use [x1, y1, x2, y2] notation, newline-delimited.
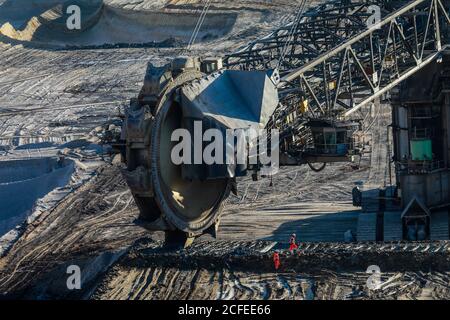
[122, 60, 230, 247]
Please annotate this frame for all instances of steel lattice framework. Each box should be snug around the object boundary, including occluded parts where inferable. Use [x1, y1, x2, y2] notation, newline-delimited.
[223, 0, 450, 157]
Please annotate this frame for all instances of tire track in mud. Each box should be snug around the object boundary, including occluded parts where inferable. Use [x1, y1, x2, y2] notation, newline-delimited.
[0, 165, 146, 296]
[92, 266, 450, 300]
[93, 267, 315, 300]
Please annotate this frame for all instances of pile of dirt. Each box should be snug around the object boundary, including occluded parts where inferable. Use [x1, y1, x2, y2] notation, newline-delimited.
[0, 0, 237, 48]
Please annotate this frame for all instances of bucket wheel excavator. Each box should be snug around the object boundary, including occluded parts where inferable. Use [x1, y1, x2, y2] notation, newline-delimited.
[117, 0, 450, 246]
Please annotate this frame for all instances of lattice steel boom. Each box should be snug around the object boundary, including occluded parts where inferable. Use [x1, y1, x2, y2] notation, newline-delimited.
[223, 0, 450, 159]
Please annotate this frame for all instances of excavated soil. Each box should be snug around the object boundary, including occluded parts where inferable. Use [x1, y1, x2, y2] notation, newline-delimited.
[0, 0, 281, 48]
[92, 240, 450, 300]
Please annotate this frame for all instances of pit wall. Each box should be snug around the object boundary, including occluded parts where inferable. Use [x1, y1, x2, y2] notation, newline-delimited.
[0, 1, 237, 47]
[0, 157, 74, 235]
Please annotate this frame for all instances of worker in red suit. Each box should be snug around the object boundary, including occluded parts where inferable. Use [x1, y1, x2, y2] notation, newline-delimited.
[273, 252, 280, 270]
[289, 233, 298, 251]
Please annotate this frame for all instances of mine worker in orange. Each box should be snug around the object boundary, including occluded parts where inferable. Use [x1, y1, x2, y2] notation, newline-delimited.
[273, 252, 280, 270]
[289, 233, 298, 251]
